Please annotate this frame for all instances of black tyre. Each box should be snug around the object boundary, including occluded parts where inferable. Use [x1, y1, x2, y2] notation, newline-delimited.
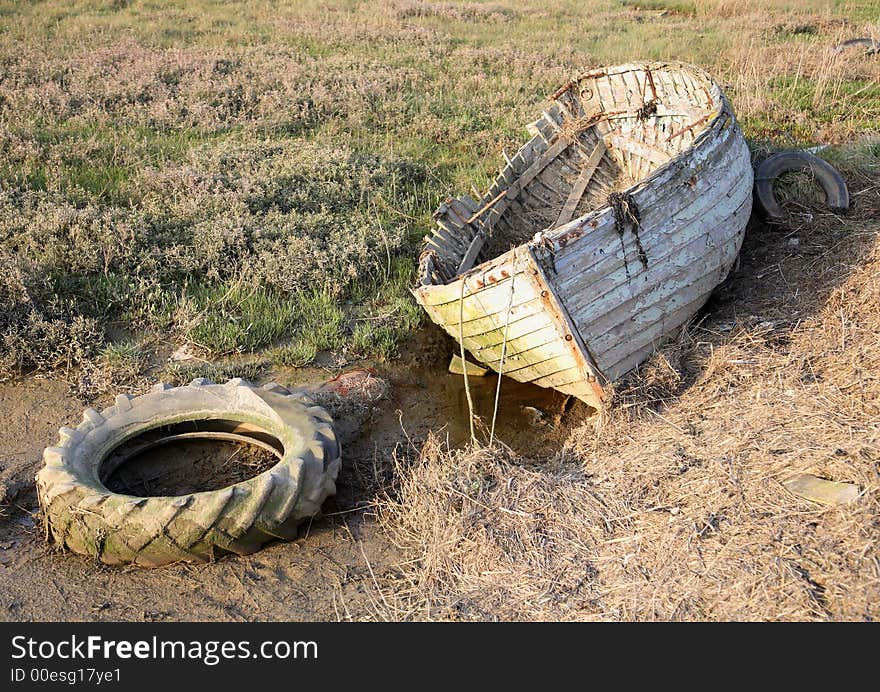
[753, 151, 849, 220]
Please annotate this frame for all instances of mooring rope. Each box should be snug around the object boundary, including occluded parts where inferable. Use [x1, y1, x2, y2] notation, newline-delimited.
[489, 269, 517, 448]
[458, 277, 476, 445]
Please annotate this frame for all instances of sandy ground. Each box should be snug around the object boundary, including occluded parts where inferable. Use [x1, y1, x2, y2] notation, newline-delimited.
[0, 335, 587, 622]
[0, 377, 389, 621]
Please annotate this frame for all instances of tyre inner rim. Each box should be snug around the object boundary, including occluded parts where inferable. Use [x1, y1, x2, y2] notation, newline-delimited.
[101, 419, 285, 497]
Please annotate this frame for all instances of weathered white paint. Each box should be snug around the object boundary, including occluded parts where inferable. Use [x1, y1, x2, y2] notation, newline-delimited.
[413, 62, 754, 408]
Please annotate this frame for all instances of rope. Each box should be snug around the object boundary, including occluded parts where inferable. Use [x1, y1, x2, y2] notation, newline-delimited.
[489, 268, 517, 448]
[458, 277, 476, 445]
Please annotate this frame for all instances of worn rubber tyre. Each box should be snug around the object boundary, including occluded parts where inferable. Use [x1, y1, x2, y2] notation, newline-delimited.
[754, 151, 849, 219]
[36, 379, 340, 567]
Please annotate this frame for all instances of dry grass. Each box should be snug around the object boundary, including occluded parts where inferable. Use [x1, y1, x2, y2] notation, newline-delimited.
[376, 137, 880, 621]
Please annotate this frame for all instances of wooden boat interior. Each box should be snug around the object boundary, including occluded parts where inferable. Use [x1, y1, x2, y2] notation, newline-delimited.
[419, 63, 720, 286]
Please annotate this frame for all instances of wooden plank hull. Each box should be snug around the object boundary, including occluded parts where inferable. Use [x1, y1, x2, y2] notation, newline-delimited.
[413, 62, 753, 409]
[414, 245, 606, 408]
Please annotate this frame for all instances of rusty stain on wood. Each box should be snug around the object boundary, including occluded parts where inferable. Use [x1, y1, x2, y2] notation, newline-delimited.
[665, 109, 717, 142]
[644, 67, 658, 101]
[551, 79, 574, 100]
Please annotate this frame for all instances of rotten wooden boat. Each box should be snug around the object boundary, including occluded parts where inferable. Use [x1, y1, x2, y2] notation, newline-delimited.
[412, 61, 753, 410]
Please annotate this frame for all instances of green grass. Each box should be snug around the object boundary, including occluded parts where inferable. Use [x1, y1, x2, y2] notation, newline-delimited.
[618, 0, 697, 15]
[268, 288, 345, 367]
[178, 283, 299, 355]
[832, 0, 880, 22]
[162, 358, 268, 386]
[348, 257, 424, 361]
[99, 340, 142, 367]
[771, 76, 880, 128]
[0, 120, 230, 202]
[97, 339, 145, 383]
[271, 340, 320, 369]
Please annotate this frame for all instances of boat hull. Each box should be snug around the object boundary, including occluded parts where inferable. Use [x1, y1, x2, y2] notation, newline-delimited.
[413, 63, 753, 409]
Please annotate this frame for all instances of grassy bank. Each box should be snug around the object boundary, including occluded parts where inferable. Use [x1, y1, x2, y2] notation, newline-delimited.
[1, 0, 877, 384]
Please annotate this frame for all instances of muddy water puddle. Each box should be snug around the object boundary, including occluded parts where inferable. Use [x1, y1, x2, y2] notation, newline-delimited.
[84, 329, 596, 498]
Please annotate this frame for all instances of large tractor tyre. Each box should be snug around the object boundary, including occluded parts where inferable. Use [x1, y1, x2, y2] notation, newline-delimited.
[754, 151, 849, 220]
[36, 379, 340, 567]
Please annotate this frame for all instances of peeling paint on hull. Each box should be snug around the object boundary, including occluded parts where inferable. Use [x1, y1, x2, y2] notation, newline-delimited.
[413, 62, 753, 409]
